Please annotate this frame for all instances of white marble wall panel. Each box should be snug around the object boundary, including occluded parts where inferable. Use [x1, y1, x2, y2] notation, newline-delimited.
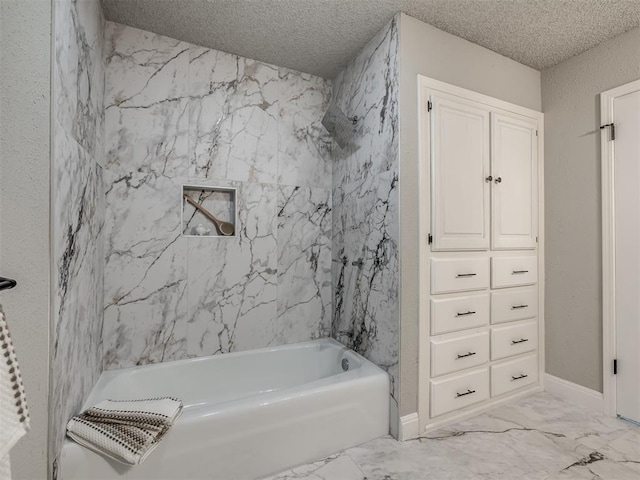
[332, 19, 399, 188]
[278, 69, 333, 188]
[276, 186, 332, 344]
[331, 18, 400, 401]
[51, 125, 105, 469]
[189, 47, 279, 183]
[103, 23, 334, 369]
[51, 0, 106, 469]
[187, 181, 277, 356]
[102, 22, 190, 369]
[54, 0, 105, 163]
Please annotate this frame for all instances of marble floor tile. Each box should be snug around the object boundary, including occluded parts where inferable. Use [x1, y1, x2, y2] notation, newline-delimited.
[262, 454, 365, 480]
[267, 392, 639, 480]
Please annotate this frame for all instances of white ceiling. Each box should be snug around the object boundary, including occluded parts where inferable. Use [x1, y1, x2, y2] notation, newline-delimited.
[101, 0, 640, 79]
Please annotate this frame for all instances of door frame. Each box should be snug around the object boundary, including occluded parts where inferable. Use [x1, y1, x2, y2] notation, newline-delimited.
[601, 78, 640, 417]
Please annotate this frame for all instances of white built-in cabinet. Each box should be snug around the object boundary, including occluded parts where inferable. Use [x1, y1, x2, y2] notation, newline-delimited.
[418, 76, 544, 434]
[431, 101, 538, 251]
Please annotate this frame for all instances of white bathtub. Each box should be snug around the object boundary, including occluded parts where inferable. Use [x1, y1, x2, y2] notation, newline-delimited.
[59, 338, 390, 479]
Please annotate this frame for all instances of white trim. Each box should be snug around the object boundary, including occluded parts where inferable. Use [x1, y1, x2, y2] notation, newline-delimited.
[600, 78, 640, 417]
[544, 374, 604, 413]
[398, 413, 420, 441]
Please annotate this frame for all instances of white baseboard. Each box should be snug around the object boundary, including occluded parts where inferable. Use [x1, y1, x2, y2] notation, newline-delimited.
[399, 413, 420, 441]
[544, 373, 604, 413]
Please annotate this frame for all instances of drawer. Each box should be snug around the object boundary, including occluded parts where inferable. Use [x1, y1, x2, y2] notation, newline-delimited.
[431, 332, 489, 377]
[430, 368, 489, 418]
[491, 256, 537, 288]
[491, 287, 538, 325]
[431, 257, 490, 294]
[431, 294, 490, 335]
[491, 320, 537, 360]
[491, 354, 538, 397]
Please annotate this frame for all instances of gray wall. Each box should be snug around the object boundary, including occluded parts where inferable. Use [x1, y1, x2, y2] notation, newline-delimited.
[542, 26, 640, 393]
[0, 0, 51, 478]
[397, 13, 542, 417]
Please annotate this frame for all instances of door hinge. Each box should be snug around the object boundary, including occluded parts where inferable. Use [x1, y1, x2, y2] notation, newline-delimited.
[536, 130, 538, 137]
[613, 359, 618, 375]
[600, 123, 615, 141]
[536, 236, 538, 243]
[428, 233, 433, 244]
[427, 100, 433, 112]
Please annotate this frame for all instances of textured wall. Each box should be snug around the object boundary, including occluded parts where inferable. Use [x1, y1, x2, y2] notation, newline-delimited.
[542, 26, 640, 393]
[397, 13, 542, 417]
[49, 0, 106, 471]
[331, 17, 400, 422]
[0, 1, 51, 478]
[102, 23, 333, 369]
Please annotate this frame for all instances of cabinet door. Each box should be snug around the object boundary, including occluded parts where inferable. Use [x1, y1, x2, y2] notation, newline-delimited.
[431, 96, 490, 251]
[491, 112, 538, 249]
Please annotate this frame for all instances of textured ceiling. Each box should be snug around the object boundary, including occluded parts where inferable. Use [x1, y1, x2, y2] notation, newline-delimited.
[101, 0, 640, 78]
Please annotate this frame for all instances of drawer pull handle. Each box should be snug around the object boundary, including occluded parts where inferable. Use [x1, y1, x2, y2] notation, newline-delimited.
[511, 304, 528, 310]
[456, 273, 477, 278]
[456, 389, 476, 398]
[456, 351, 476, 359]
[456, 311, 476, 317]
[512, 374, 529, 381]
[511, 338, 529, 345]
[512, 270, 529, 275]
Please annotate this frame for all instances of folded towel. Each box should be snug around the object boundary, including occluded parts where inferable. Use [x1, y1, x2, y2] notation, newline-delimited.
[0, 305, 30, 479]
[66, 397, 182, 465]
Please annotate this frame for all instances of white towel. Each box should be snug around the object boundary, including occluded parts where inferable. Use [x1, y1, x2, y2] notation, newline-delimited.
[0, 306, 30, 479]
[66, 397, 182, 465]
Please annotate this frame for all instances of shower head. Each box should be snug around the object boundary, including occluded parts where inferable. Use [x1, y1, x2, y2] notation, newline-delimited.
[321, 102, 358, 149]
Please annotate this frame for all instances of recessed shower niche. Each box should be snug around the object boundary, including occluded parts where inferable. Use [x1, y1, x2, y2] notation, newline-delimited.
[182, 185, 237, 237]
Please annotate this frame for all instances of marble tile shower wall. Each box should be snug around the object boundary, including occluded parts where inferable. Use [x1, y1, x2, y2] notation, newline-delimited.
[50, 0, 106, 467]
[331, 18, 400, 404]
[102, 23, 333, 368]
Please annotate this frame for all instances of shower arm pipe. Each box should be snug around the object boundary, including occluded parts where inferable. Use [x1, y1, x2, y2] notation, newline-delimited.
[0, 276, 17, 291]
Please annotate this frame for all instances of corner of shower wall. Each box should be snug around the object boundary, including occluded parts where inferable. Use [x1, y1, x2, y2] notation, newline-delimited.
[49, 0, 107, 474]
[329, 14, 401, 435]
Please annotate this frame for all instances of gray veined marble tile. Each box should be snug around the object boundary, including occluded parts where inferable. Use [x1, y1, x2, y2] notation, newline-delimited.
[332, 170, 399, 397]
[278, 68, 333, 189]
[188, 46, 279, 183]
[54, 0, 105, 162]
[104, 22, 190, 182]
[276, 186, 332, 344]
[51, 122, 105, 464]
[186, 182, 278, 356]
[484, 392, 634, 452]
[331, 16, 399, 188]
[261, 454, 366, 480]
[548, 448, 640, 480]
[102, 232, 188, 369]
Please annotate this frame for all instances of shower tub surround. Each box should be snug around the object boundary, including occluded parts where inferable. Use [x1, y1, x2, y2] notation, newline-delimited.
[50, 0, 106, 469]
[102, 23, 333, 369]
[331, 18, 400, 410]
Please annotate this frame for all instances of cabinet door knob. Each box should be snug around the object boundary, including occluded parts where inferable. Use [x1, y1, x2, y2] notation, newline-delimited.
[495, 177, 502, 183]
[485, 175, 493, 182]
